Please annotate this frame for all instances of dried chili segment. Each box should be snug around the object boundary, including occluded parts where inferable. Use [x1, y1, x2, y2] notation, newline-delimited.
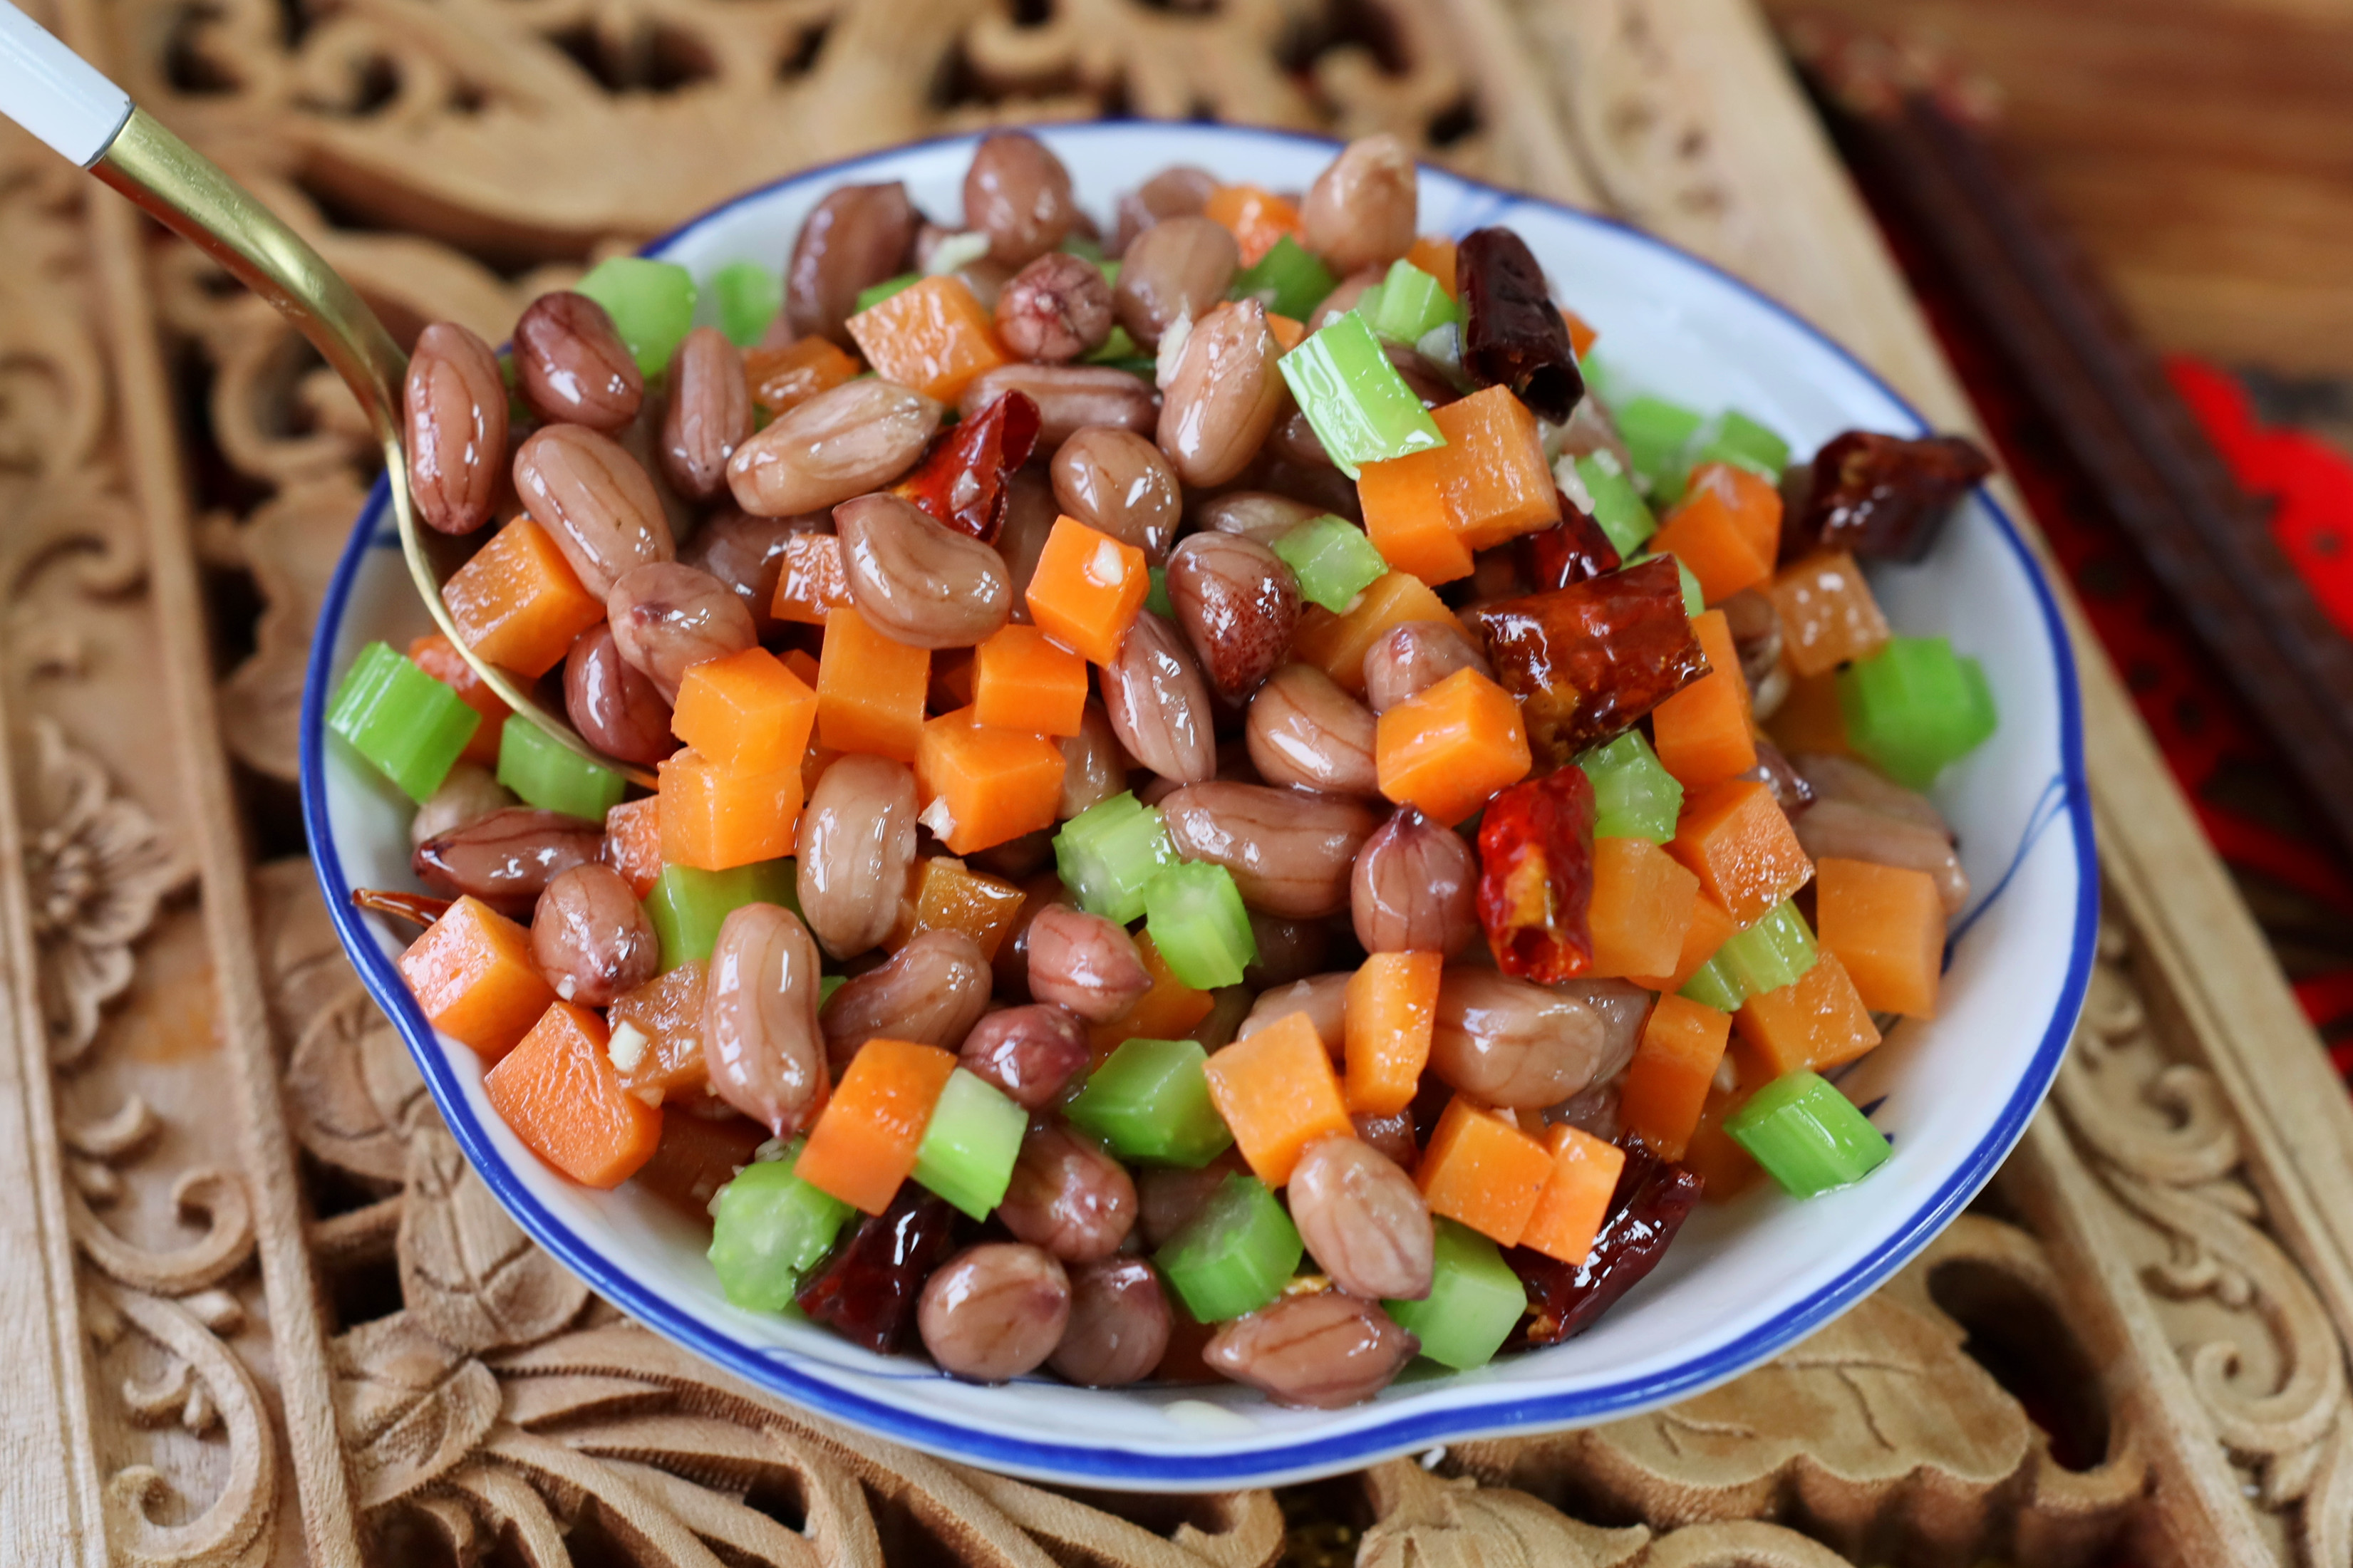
[1504, 1139, 1702, 1348]
[1456, 228, 1584, 425]
[1464, 556, 1707, 766]
[1477, 767, 1598, 982]
[794, 1185, 961, 1354]
[889, 390, 1043, 544]
[1523, 491, 1623, 591]
[1782, 430, 1992, 564]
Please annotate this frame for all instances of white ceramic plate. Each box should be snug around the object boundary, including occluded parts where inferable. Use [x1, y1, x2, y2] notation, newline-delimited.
[301, 122, 2094, 1490]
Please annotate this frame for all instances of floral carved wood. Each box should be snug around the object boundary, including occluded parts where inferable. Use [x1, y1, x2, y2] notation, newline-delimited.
[4, 0, 2351, 1564]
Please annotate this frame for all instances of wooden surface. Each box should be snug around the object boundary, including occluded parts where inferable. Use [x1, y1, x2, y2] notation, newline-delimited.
[5, 0, 2353, 1564]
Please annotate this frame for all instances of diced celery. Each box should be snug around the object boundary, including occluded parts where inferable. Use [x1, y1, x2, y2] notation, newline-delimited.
[1145, 565, 1175, 621]
[708, 1144, 856, 1311]
[575, 256, 698, 377]
[1677, 955, 1747, 1013]
[1062, 233, 1106, 263]
[646, 860, 800, 970]
[913, 1069, 1028, 1220]
[326, 641, 481, 804]
[497, 718, 626, 821]
[1278, 311, 1445, 480]
[1065, 1037, 1234, 1168]
[818, 974, 847, 1009]
[1272, 514, 1389, 613]
[710, 260, 783, 348]
[1143, 861, 1257, 990]
[1577, 732, 1682, 843]
[1692, 409, 1791, 480]
[1567, 450, 1656, 556]
[1727, 1069, 1891, 1198]
[1717, 901, 1819, 997]
[1613, 394, 1706, 494]
[1088, 325, 1143, 365]
[1232, 234, 1338, 322]
[1362, 258, 1459, 346]
[1053, 792, 1179, 925]
[1100, 259, 1122, 287]
[1383, 1219, 1525, 1370]
[1155, 1173, 1301, 1322]
[854, 273, 921, 313]
[1837, 636, 1999, 789]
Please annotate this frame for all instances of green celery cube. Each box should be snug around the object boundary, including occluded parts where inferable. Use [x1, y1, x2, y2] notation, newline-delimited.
[1677, 955, 1748, 1014]
[1716, 901, 1819, 997]
[1088, 325, 1142, 365]
[708, 1146, 856, 1311]
[646, 860, 800, 970]
[326, 641, 481, 804]
[1692, 409, 1791, 480]
[913, 1069, 1028, 1220]
[1362, 258, 1459, 345]
[1727, 1069, 1891, 1198]
[1065, 1037, 1234, 1168]
[1383, 1219, 1526, 1370]
[854, 273, 921, 313]
[818, 974, 847, 1009]
[1155, 1173, 1302, 1322]
[1837, 636, 1999, 789]
[1232, 234, 1338, 322]
[575, 256, 698, 377]
[497, 718, 626, 821]
[1614, 395, 1706, 494]
[1569, 451, 1657, 556]
[1577, 732, 1682, 843]
[1278, 311, 1444, 479]
[1053, 792, 1179, 925]
[1146, 565, 1175, 621]
[1143, 861, 1257, 990]
[1272, 515, 1389, 613]
[710, 261, 783, 348]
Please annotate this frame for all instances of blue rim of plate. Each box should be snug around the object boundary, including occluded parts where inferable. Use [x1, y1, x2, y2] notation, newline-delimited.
[301, 120, 2097, 1485]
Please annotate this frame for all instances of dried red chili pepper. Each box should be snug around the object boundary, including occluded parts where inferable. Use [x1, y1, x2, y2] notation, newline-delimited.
[1462, 557, 1707, 765]
[1457, 228, 1583, 425]
[1781, 430, 1992, 564]
[1523, 491, 1623, 591]
[351, 888, 454, 928]
[795, 1185, 960, 1354]
[1505, 1140, 1702, 1349]
[889, 390, 1041, 544]
[1477, 766, 1597, 982]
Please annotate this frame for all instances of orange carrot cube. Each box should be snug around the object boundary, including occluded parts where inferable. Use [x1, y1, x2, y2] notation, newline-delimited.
[915, 706, 1068, 856]
[1375, 666, 1532, 826]
[1734, 951, 1883, 1079]
[1682, 1084, 1764, 1202]
[973, 623, 1090, 737]
[408, 632, 509, 766]
[1343, 952, 1443, 1116]
[771, 533, 852, 625]
[440, 516, 604, 677]
[483, 1002, 663, 1188]
[1559, 307, 1598, 360]
[1416, 1096, 1554, 1247]
[1024, 515, 1151, 665]
[884, 856, 1028, 960]
[1358, 388, 1559, 563]
[671, 646, 817, 775]
[1682, 461, 1783, 565]
[608, 960, 710, 1103]
[1650, 608, 1758, 791]
[1665, 779, 1814, 926]
[793, 1037, 959, 1214]
[817, 606, 930, 762]
[1627, 890, 1738, 993]
[846, 276, 1008, 405]
[745, 336, 860, 417]
[1201, 1010, 1355, 1187]
[1359, 455, 1474, 584]
[1766, 551, 1890, 677]
[1588, 837, 1701, 980]
[1618, 994, 1734, 1161]
[1405, 236, 1459, 298]
[1650, 483, 1774, 606]
[1520, 1123, 1628, 1265]
[601, 796, 664, 898]
[781, 648, 821, 688]
[658, 747, 802, 871]
[1816, 857, 1945, 1017]
[1087, 931, 1216, 1056]
[1267, 313, 1308, 352]
[1766, 663, 1850, 757]
[1291, 571, 1458, 695]
[1204, 184, 1304, 266]
[397, 895, 559, 1059]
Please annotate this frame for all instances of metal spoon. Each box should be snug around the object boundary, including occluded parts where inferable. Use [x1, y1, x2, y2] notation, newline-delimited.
[0, 1, 651, 784]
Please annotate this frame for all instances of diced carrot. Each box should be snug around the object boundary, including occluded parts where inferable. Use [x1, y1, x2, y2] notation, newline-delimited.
[745, 336, 860, 417]
[915, 705, 1067, 856]
[1815, 857, 1944, 1017]
[1628, 890, 1738, 993]
[1087, 930, 1216, 1056]
[671, 646, 817, 775]
[1405, 236, 1459, 298]
[801, 742, 841, 801]
[601, 796, 664, 898]
[1267, 313, 1308, 352]
[1588, 836, 1701, 980]
[1360, 386, 1559, 557]
[973, 623, 1090, 737]
[1650, 486, 1774, 606]
[408, 633, 509, 767]
[1291, 571, 1459, 695]
[1650, 608, 1758, 791]
[397, 895, 559, 1059]
[1520, 1123, 1628, 1265]
[1358, 454, 1474, 584]
[1375, 666, 1532, 826]
[1766, 551, 1890, 677]
[781, 647, 822, 688]
[1201, 1011, 1356, 1187]
[1559, 308, 1598, 360]
[1343, 952, 1442, 1116]
[482, 1002, 663, 1188]
[608, 960, 710, 1103]
[883, 856, 1028, 960]
[657, 747, 802, 871]
[1665, 779, 1814, 926]
[792, 1037, 958, 1214]
[1416, 1096, 1554, 1247]
[1204, 185, 1304, 267]
[770, 534, 852, 625]
[1618, 994, 1733, 1161]
[440, 516, 604, 677]
[1684, 1084, 1764, 1201]
[1025, 515, 1152, 666]
[1765, 663, 1849, 757]
[1734, 951, 1883, 1079]
[1681, 461, 1782, 565]
[845, 276, 1008, 405]
[817, 606, 930, 762]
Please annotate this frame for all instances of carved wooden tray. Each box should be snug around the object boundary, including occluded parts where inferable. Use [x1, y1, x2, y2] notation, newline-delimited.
[3, 0, 2345, 1563]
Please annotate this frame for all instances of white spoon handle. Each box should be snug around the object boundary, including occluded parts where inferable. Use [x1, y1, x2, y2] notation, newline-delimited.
[0, 0, 130, 166]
